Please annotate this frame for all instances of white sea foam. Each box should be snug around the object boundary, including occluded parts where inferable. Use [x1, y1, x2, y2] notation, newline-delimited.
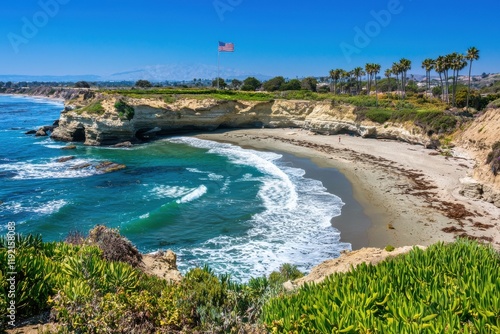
[149, 185, 192, 199]
[187, 168, 225, 181]
[0, 158, 97, 180]
[3, 199, 67, 215]
[176, 185, 207, 204]
[167, 137, 350, 281]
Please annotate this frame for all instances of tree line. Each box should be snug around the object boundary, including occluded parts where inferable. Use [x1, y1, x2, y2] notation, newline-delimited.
[328, 47, 480, 110]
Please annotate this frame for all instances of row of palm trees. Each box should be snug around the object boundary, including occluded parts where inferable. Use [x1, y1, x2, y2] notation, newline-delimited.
[329, 47, 480, 110]
[329, 58, 412, 104]
[421, 47, 480, 109]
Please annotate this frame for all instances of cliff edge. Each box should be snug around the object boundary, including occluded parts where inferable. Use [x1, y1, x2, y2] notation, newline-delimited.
[51, 95, 430, 146]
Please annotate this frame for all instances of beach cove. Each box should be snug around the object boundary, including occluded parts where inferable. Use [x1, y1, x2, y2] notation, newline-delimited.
[196, 128, 500, 250]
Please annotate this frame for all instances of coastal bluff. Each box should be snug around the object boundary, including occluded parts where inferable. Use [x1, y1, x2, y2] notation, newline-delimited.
[51, 95, 430, 146]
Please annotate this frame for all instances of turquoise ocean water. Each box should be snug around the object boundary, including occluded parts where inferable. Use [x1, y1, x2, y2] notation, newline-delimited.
[0, 95, 350, 281]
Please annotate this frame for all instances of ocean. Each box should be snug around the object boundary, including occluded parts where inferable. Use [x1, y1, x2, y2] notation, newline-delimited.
[0, 95, 351, 281]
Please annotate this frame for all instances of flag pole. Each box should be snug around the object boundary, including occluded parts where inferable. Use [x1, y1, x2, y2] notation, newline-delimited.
[217, 46, 220, 90]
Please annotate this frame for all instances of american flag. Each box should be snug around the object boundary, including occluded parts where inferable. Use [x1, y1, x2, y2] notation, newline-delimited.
[218, 41, 234, 52]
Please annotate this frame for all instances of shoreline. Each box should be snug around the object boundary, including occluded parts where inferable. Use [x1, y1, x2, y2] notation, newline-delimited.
[195, 128, 500, 250]
[0, 93, 66, 103]
[256, 151, 371, 250]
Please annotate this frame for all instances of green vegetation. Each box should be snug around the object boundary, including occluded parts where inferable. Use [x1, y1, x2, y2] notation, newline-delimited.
[241, 76, 262, 91]
[300, 77, 318, 92]
[0, 229, 294, 332]
[487, 98, 500, 109]
[211, 77, 227, 89]
[384, 245, 395, 252]
[1, 231, 499, 333]
[263, 240, 500, 333]
[135, 80, 153, 88]
[263, 76, 286, 92]
[76, 100, 105, 115]
[114, 100, 135, 121]
[74, 81, 90, 89]
[104, 88, 273, 101]
[364, 109, 392, 124]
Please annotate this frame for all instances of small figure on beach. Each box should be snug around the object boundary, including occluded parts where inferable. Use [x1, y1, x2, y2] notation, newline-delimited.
[338, 136, 341, 143]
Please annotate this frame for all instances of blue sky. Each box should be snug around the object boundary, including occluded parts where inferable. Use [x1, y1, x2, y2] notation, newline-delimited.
[1, 0, 499, 80]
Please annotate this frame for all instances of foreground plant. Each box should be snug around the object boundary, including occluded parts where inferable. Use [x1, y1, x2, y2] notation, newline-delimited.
[262, 239, 500, 333]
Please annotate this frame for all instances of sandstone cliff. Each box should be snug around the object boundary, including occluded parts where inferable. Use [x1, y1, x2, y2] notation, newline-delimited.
[51, 95, 430, 146]
[454, 108, 500, 205]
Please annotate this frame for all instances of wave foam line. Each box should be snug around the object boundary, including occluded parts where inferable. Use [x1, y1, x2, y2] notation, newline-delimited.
[166, 137, 349, 282]
[176, 185, 207, 204]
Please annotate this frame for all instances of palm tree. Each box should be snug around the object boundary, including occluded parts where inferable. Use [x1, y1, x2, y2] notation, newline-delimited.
[329, 69, 341, 94]
[399, 58, 412, 99]
[365, 63, 373, 94]
[465, 47, 480, 111]
[421, 58, 435, 94]
[384, 69, 392, 93]
[450, 53, 467, 107]
[391, 62, 402, 98]
[353, 67, 364, 95]
[442, 54, 455, 104]
[340, 70, 349, 94]
[434, 56, 446, 101]
[372, 64, 381, 106]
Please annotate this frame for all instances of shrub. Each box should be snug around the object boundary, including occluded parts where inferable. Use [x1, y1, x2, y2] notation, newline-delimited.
[64, 230, 85, 245]
[487, 98, 500, 109]
[385, 245, 395, 252]
[269, 264, 304, 286]
[241, 77, 262, 91]
[114, 100, 135, 121]
[365, 109, 392, 124]
[135, 80, 153, 88]
[87, 225, 142, 268]
[486, 141, 500, 176]
[74, 81, 90, 89]
[263, 76, 285, 92]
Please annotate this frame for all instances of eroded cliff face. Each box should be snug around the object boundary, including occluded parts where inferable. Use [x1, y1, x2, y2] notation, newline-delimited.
[455, 108, 500, 194]
[51, 96, 430, 146]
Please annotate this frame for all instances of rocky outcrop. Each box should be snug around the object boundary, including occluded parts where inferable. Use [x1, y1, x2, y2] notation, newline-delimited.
[455, 108, 500, 206]
[459, 177, 500, 208]
[2, 86, 95, 101]
[51, 97, 432, 146]
[142, 250, 182, 283]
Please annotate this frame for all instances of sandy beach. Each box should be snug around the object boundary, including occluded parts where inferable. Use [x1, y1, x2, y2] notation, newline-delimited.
[196, 128, 500, 250]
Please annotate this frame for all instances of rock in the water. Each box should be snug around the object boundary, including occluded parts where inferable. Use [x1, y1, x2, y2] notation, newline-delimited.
[95, 161, 126, 173]
[35, 129, 47, 137]
[41, 125, 54, 132]
[114, 141, 133, 148]
[57, 156, 75, 163]
[70, 162, 92, 170]
[25, 129, 37, 135]
[61, 145, 77, 150]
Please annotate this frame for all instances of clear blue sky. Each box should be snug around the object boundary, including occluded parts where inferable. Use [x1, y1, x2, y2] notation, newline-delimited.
[1, 0, 499, 79]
